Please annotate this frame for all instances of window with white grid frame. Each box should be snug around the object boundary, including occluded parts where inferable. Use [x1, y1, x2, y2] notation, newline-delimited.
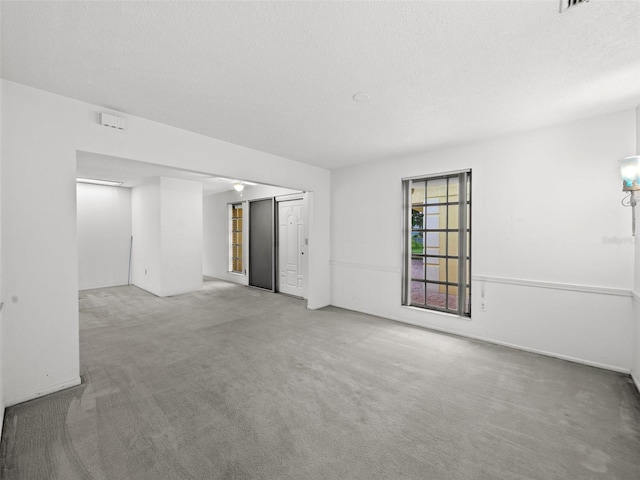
[402, 171, 471, 316]
[229, 203, 243, 273]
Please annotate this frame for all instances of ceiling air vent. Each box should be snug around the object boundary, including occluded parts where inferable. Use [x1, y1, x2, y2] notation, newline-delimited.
[100, 112, 126, 131]
[560, 0, 589, 13]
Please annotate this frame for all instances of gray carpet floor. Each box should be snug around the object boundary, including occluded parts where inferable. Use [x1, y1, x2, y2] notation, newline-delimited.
[1, 278, 640, 479]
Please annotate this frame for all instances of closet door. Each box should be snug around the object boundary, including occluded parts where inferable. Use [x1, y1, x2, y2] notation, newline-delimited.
[248, 198, 275, 291]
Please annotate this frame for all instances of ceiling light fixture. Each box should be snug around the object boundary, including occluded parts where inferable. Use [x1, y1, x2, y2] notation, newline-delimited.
[233, 182, 245, 192]
[216, 177, 258, 187]
[76, 177, 123, 187]
[619, 155, 640, 236]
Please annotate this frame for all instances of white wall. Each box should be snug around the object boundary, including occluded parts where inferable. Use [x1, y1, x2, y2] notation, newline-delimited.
[332, 109, 637, 372]
[132, 177, 203, 297]
[0, 80, 331, 406]
[131, 179, 162, 295]
[203, 184, 301, 286]
[77, 183, 132, 290]
[633, 104, 640, 392]
[0, 70, 4, 436]
[160, 177, 203, 296]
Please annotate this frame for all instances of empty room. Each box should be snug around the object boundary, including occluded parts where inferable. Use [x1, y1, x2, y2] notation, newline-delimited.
[1, 1, 640, 479]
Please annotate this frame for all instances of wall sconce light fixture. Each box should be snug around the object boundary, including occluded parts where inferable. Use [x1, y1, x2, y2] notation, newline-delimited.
[620, 155, 640, 236]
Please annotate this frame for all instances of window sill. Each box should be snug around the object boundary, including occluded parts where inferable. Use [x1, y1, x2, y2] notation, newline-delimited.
[401, 304, 472, 321]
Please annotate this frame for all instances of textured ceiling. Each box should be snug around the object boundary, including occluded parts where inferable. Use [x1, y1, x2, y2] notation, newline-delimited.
[2, 1, 640, 170]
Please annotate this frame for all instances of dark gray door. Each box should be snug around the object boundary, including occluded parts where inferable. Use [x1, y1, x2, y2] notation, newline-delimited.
[249, 199, 274, 291]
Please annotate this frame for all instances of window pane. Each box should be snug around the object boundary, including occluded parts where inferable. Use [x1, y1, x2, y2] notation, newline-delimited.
[411, 181, 425, 205]
[448, 177, 459, 203]
[425, 248, 440, 258]
[448, 258, 458, 284]
[426, 210, 441, 229]
[425, 232, 439, 248]
[447, 232, 459, 256]
[425, 256, 441, 265]
[426, 283, 447, 309]
[411, 281, 426, 305]
[426, 262, 441, 281]
[426, 178, 447, 203]
[412, 206, 425, 229]
[411, 232, 424, 254]
[447, 285, 459, 310]
[447, 204, 459, 229]
[235, 258, 243, 273]
[411, 257, 425, 280]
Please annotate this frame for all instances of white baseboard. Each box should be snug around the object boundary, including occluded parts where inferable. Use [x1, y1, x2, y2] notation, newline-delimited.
[307, 304, 324, 311]
[5, 377, 82, 408]
[79, 282, 128, 291]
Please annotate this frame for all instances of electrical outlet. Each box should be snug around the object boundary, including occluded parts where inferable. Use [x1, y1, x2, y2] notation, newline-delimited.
[480, 301, 486, 312]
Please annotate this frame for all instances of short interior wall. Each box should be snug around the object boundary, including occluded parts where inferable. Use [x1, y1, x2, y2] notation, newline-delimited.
[77, 183, 132, 290]
[331, 109, 638, 372]
[159, 177, 203, 296]
[1, 80, 330, 406]
[203, 184, 301, 286]
[129, 177, 206, 297]
[131, 179, 162, 295]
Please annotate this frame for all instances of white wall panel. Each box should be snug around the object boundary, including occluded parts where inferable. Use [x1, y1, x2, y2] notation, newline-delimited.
[131, 179, 162, 296]
[332, 109, 637, 371]
[160, 177, 203, 296]
[77, 183, 132, 290]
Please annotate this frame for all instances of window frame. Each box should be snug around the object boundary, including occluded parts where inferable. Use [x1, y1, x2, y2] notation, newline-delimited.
[229, 202, 244, 274]
[402, 170, 471, 317]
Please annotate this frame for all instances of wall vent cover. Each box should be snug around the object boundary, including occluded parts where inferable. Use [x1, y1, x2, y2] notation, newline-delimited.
[100, 113, 126, 131]
[560, 0, 589, 13]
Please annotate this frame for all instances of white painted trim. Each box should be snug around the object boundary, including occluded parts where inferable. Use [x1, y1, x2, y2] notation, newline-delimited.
[332, 303, 631, 374]
[330, 260, 400, 274]
[79, 282, 129, 292]
[329, 263, 632, 298]
[402, 304, 471, 322]
[402, 168, 471, 181]
[275, 193, 305, 202]
[472, 275, 631, 297]
[5, 377, 82, 408]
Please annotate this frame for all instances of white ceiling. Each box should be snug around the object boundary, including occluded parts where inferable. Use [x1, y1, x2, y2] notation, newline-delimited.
[2, 1, 640, 171]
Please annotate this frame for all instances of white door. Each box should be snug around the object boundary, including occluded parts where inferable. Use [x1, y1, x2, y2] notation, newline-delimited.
[278, 199, 306, 297]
